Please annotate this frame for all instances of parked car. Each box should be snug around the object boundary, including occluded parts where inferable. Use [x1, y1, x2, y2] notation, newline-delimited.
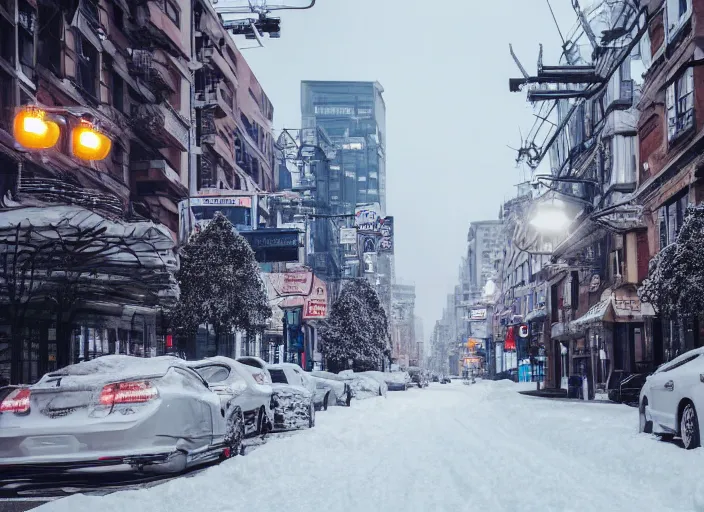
[440, 375, 451, 384]
[338, 370, 387, 399]
[0, 355, 244, 479]
[493, 369, 518, 382]
[308, 373, 351, 409]
[608, 373, 647, 406]
[266, 363, 315, 431]
[187, 357, 273, 437]
[432, 373, 440, 383]
[384, 371, 411, 391]
[639, 347, 704, 449]
[408, 367, 429, 388]
[358, 371, 389, 397]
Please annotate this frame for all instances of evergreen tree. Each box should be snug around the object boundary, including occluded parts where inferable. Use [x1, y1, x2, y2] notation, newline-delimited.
[640, 205, 704, 318]
[171, 212, 270, 350]
[320, 278, 389, 371]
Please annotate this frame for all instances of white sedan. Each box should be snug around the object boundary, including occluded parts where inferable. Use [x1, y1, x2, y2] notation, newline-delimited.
[188, 357, 274, 438]
[639, 347, 704, 449]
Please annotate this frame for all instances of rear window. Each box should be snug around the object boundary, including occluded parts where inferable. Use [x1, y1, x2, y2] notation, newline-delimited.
[196, 365, 231, 384]
[269, 369, 288, 384]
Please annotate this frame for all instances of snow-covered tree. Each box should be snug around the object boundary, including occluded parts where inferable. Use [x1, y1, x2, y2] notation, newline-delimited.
[639, 205, 704, 318]
[320, 278, 389, 372]
[171, 213, 270, 351]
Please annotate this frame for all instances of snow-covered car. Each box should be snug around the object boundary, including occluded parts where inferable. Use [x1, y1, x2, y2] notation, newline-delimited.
[266, 363, 315, 431]
[357, 371, 389, 397]
[639, 347, 704, 449]
[335, 370, 386, 399]
[307, 372, 352, 409]
[237, 356, 270, 375]
[408, 367, 429, 388]
[0, 355, 244, 478]
[384, 371, 411, 391]
[187, 357, 273, 437]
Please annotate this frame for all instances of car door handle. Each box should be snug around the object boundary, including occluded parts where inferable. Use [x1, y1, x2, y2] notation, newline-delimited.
[664, 380, 674, 391]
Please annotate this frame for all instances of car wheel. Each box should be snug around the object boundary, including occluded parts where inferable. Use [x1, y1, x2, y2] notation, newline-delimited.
[308, 401, 316, 428]
[639, 398, 653, 434]
[224, 406, 245, 457]
[257, 407, 267, 435]
[323, 392, 329, 411]
[680, 402, 700, 450]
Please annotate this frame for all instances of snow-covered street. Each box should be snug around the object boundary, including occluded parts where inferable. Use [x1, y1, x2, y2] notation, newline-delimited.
[29, 380, 704, 512]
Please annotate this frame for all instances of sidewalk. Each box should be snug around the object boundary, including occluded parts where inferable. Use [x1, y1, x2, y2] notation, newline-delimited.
[518, 388, 618, 404]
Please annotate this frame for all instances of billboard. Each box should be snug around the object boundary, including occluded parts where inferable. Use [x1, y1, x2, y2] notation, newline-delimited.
[355, 203, 382, 233]
[379, 216, 394, 254]
[266, 271, 314, 298]
[267, 273, 328, 320]
[469, 308, 487, 321]
[178, 196, 254, 244]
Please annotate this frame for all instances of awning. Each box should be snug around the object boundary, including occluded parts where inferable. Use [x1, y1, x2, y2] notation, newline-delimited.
[525, 308, 547, 323]
[571, 298, 612, 330]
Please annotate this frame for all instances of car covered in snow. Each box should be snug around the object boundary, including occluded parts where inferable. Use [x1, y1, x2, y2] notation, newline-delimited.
[383, 371, 411, 391]
[0, 355, 245, 479]
[307, 371, 352, 408]
[187, 357, 274, 437]
[266, 363, 315, 431]
[408, 367, 429, 388]
[336, 370, 387, 399]
[639, 347, 704, 449]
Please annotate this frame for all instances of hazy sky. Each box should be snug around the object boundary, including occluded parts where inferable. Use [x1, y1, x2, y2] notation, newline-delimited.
[242, 0, 577, 338]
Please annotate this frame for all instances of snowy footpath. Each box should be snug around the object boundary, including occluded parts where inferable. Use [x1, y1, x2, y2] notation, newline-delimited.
[33, 380, 704, 512]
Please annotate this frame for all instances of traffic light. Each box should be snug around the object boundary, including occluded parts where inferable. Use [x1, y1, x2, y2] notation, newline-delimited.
[13, 107, 60, 150]
[71, 121, 111, 161]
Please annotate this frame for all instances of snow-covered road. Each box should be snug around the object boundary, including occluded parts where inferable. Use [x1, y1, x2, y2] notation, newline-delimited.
[33, 380, 704, 512]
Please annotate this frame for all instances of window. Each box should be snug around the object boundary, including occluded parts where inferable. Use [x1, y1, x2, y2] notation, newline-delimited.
[38, 3, 61, 75]
[76, 35, 98, 98]
[83, 0, 99, 22]
[196, 365, 231, 384]
[268, 368, 288, 384]
[17, 1, 35, 77]
[666, 0, 691, 42]
[659, 193, 688, 248]
[112, 72, 124, 112]
[611, 249, 623, 277]
[667, 67, 694, 141]
[164, 0, 180, 28]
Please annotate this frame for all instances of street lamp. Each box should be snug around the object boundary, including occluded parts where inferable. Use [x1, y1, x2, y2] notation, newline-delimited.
[13, 106, 112, 161]
[529, 199, 571, 234]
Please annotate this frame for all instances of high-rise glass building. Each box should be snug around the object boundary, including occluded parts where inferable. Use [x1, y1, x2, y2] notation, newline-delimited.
[300, 81, 386, 214]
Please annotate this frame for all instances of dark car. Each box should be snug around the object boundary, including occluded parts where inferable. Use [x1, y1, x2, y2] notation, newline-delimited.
[493, 369, 518, 382]
[608, 373, 647, 406]
[440, 375, 451, 384]
[432, 373, 440, 383]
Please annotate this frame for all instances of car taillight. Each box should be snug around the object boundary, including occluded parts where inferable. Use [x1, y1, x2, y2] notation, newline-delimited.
[0, 388, 31, 414]
[253, 373, 265, 385]
[99, 381, 158, 406]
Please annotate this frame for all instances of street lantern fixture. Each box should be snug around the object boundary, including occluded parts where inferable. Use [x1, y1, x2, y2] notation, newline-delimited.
[529, 199, 571, 234]
[12, 106, 112, 161]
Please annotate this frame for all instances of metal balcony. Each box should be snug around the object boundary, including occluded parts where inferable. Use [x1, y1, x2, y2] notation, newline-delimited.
[131, 103, 189, 151]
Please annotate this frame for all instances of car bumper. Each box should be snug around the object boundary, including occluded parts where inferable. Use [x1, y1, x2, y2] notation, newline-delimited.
[0, 449, 187, 480]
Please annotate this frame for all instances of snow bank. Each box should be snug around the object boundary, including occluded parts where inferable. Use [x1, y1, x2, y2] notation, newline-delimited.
[34, 380, 704, 512]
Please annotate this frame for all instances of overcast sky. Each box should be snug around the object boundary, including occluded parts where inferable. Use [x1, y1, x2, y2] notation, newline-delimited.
[242, 0, 577, 339]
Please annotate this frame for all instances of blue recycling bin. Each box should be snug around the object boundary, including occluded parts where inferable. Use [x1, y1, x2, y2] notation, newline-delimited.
[519, 363, 532, 382]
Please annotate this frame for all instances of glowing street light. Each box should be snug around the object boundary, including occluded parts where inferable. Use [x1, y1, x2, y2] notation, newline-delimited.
[13, 107, 60, 150]
[13, 106, 112, 161]
[71, 121, 112, 161]
[529, 201, 571, 234]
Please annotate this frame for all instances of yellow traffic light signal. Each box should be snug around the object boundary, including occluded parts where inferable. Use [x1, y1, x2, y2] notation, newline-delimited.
[13, 107, 60, 150]
[71, 122, 111, 161]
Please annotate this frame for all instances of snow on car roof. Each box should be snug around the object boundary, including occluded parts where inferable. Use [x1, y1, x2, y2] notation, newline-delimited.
[655, 347, 704, 373]
[43, 355, 185, 381]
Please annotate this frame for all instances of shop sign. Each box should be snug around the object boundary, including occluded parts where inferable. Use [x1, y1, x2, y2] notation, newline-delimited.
[303, 278, 328, 320]
[518, 324, 529, 338]
[379, 216, 394, 254]
[340, 227, 357, 244]
[355, 203, 382, 233]
[266, 271, 314, 298]
[189, 197, 252, 207]
[244, 231, 299, 250]
[469, 308, 487, 321]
